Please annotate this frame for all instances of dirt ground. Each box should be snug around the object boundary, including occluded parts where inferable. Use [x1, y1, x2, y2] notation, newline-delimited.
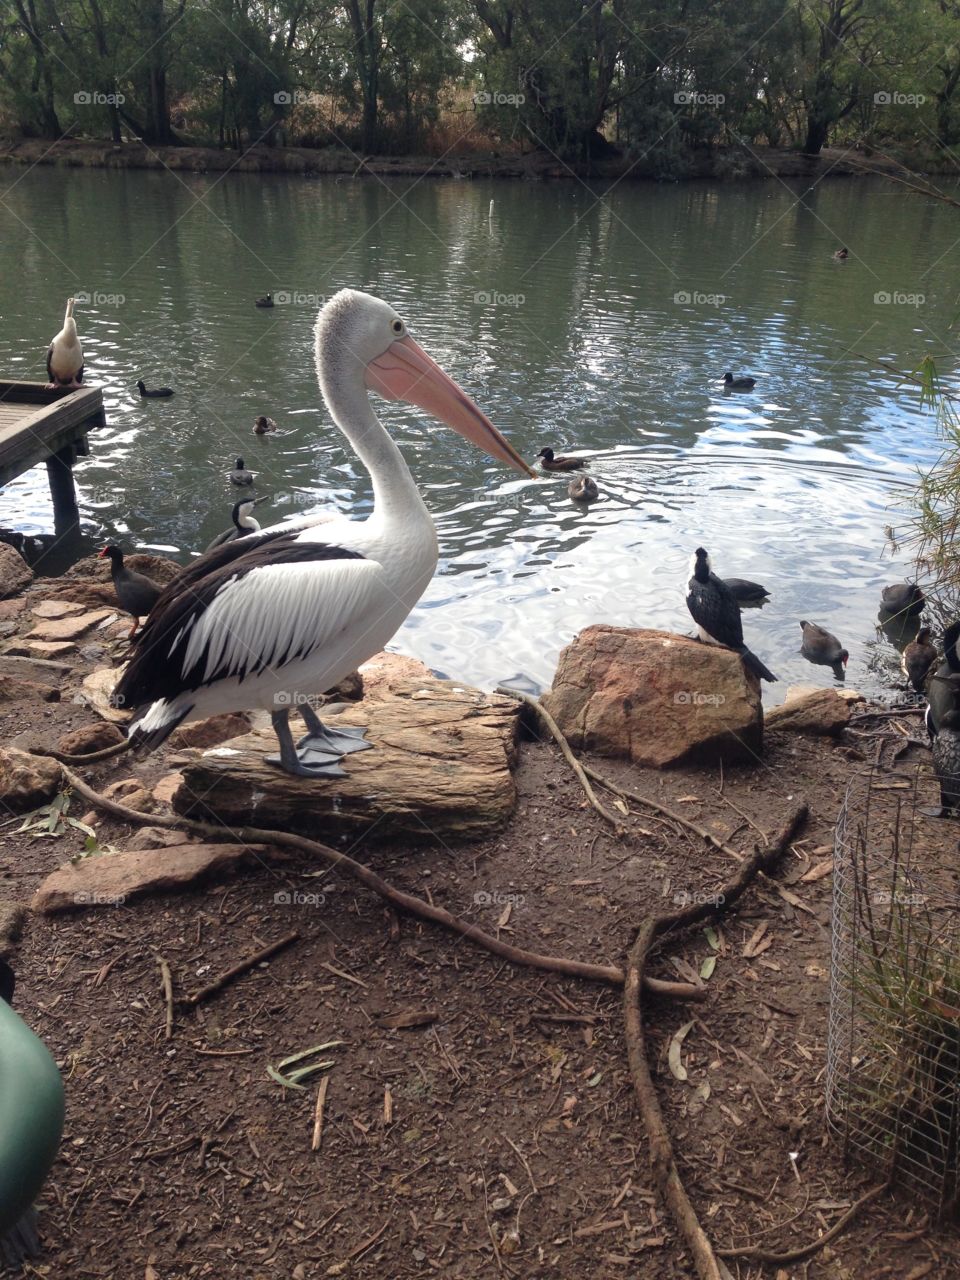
[2, 676, 959, 1280]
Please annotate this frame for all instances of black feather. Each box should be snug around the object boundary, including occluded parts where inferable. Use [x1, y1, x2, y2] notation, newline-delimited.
[114, 533, 366, 711]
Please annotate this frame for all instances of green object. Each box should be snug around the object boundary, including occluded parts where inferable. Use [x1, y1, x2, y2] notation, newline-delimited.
[0, 994, 65, 1239]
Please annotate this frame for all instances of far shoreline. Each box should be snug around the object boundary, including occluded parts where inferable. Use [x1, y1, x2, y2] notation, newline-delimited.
[0, 135, 921, 184]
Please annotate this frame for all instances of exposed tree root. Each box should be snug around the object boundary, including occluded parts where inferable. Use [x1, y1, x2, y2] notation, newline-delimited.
[623, 806, 808, 1280]
[57, 765, 701, 1002]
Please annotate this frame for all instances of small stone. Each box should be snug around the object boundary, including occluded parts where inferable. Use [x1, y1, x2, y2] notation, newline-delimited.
[765, 689, 860, 737]
[27, 608, 114, 642]
[126, 826, 192, 850]
[152, 772, 183, 806]
[0, 899, 26, 956]
[0, 675, 59, 703]
[56, 722, 125, 756]
[0, 599, 25, 621]
[79, 667, 131, 723]
[30, 600, 86, 619]
[6, 640, 77, 660]
[0, 748, 61, 812]
[168, 713, 251, 750]
[32, 842, 272, 913]
[0, 544, 33, 599]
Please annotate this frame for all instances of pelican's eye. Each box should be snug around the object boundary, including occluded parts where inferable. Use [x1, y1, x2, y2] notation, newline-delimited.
[391, 318, 404, 335]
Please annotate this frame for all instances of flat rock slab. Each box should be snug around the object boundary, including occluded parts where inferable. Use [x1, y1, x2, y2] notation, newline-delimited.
[172, 677, 520, 842]
[30, 600, 87, 619]
[541, 625, 763, 767]
[6, 640, 78, 660]
[26, 608, 114, 642]
[32, 843, 272, 914]
[79, 667, 131, 723]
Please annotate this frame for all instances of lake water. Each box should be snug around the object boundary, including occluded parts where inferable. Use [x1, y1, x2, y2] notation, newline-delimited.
[0, 166, 954, 700]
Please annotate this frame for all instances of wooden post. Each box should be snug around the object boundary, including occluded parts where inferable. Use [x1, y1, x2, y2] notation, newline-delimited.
[45, 444, 80, 537]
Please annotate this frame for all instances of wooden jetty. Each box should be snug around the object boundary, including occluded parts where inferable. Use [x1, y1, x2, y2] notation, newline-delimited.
[0, 381, 105, 534]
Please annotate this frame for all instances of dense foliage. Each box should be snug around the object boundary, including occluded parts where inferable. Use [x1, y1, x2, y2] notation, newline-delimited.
[1, 0, 958, 164]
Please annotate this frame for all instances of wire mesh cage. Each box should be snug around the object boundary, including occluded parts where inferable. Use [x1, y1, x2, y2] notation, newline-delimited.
[827, 767, 960, 1219]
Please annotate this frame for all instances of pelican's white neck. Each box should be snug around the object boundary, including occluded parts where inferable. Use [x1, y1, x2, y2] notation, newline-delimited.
[323, 379, 428, 528]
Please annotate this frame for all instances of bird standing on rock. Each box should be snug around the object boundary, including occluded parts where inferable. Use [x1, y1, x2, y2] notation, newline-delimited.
[538, 447, 587, 472]
[98, 546, 163, 639]
[685, 548, 778, 681]
[799, 620, 848, 680]
[46, 299, 83, 389]
[901, 626, 936, 693]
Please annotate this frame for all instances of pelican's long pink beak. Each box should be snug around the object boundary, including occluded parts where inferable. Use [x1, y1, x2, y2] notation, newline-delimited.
[366, 335, 534, 476]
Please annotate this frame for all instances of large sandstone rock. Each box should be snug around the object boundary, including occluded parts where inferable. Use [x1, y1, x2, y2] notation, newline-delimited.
[541, 625, 763, 767]
[172, 676, 520, 842]
[0, 748, 61, 812]
[0, 544, 33, 599]
[32, 843, 272, 913]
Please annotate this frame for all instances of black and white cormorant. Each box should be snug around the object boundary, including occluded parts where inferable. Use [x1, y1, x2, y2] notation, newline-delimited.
[204, 496, 270, 553]
[685, 548, 777, 681]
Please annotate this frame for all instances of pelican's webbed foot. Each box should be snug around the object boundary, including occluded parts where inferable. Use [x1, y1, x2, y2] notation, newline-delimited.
[266, 709, 349, 778]
[297, 701, 372, 756]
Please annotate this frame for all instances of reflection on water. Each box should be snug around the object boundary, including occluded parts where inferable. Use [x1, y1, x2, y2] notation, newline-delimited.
[0, 169, 954, 701]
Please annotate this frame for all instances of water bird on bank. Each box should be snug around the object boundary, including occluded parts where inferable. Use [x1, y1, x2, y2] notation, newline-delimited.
[723, 577, 770, 607]
[136, 380, 174, 398]
[98, 545, 163, 639]
[204, 495, 270, 552]
[925, 620, 960, 737]
[722, 372, 755, 390]
[799, 620, 848, 679]
[833, 246, 849, 260]
[685, 547, 777, 681]
[928, 707, 960, 817]
[229, 457, 254, 486]
[114, 289, 533, 778]
[254, 415, 279, 434]
[568, 475, 599, 502]
[901, 626, 937, 693]
[255, 294, 274, 308]
[880, 581, 924, 618]
[46, 299, 83, 390]
[538, 447, 587, 472]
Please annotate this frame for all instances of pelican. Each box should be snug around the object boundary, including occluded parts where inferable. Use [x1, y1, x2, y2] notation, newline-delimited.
[46, 299, 83, 389]
[114, 290, 533, 777]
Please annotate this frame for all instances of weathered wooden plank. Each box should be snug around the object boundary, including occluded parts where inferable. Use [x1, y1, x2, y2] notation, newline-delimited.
[0, 380, 104, 496]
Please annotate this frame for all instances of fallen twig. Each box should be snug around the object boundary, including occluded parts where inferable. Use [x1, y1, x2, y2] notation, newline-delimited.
[58, 766, 701, 1001]
[716, 1179, 888, 1263]
[623, 805, 808, 1280]
[311, 1076, 329, 1152]
[29, 738, 132, 765]
[180, 932, 300, 1007]
[495, 686, 625, 831]
[155, 954, 174, 1040]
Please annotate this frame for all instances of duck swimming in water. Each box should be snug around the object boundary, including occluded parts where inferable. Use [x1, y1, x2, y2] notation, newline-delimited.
[722, 372, 756, 390]
[799, 620, 848, 679]
[115, 289, 533, 778]
[255, 294, 274, 308]
[137, 380, 174, 398]
[538, 447, 587, 472]
[229, 457, 254, 486]
[833, 246, 849, 260]
[880, 581, 925, 618]
[686, 548, 777, 681]
[568, 475, 599, 502]
[254, 415, 279, 435]
[98, 546, 163, 639]
[46, 299, 83, 390]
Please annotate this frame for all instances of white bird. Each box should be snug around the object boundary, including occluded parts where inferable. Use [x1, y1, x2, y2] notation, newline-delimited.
[115, 289, 533, 777]
[46, 299, 84, 389]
